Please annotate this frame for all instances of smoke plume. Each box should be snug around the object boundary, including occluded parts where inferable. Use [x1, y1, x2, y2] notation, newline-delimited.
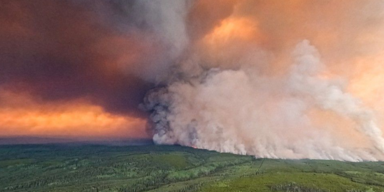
[1, 0, 384, 160]
[142, 0, 384, 161]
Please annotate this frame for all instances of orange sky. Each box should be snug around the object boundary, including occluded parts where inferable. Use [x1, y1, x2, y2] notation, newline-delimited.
[0, 90, 148, 139]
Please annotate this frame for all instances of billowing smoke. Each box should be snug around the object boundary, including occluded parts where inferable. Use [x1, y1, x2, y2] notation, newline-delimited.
[141, 0, 384, 161]
[143, 40, 384, 161]
[1, 0, 384, 160]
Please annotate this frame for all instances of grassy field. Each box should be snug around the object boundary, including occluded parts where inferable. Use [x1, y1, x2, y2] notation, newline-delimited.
[1, 145, 384, 192]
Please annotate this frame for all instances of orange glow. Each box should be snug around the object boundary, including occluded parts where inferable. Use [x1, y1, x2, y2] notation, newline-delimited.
[348, 58, 384, 106]
[204, 17, 262, 46]
[197, 16, 265, 69]
[0, 90, 148, 139]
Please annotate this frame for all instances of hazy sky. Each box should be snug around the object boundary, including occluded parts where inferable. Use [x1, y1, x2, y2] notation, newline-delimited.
[1, 0, 384, 157]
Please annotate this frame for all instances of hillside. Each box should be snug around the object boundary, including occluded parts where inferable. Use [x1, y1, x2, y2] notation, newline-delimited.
[1, 145, 384, 192]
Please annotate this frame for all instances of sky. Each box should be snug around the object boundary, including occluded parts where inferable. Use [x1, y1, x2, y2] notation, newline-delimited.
[0, 0, 153, 140]
[1, 0, 384, 160]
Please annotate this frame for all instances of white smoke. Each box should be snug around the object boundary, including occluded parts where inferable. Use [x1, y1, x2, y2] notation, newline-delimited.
[143, 40, 384, 161]
[136, 0, 384, 161]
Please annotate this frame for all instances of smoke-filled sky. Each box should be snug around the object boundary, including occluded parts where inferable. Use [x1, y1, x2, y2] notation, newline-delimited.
[1, 0, 384, 160]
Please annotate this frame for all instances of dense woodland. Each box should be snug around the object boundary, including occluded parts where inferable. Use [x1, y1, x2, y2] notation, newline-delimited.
[1, 145, 384, 192]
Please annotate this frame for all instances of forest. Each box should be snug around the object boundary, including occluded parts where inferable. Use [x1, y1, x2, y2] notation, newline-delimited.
[1, 145, 384, 192]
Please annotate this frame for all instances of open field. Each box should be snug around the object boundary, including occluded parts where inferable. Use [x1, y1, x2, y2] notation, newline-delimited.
[1, 145, 384, 192]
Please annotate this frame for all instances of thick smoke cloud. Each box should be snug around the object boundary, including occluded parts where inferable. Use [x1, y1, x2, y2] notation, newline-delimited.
[142, 0, 384, 161]
[2, 0, 384, 160]
[0, 0, 197, 139]
[0, 0, 158, 116]
[144, 41, 384, 161]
